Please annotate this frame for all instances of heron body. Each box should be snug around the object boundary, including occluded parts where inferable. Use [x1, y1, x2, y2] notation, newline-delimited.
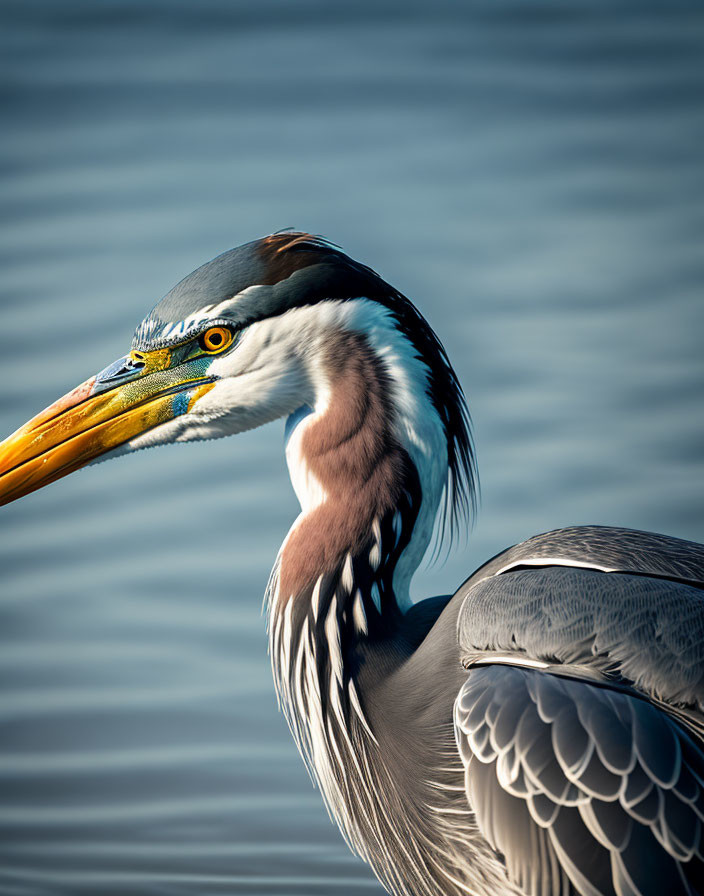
[1, 233, 703, 896]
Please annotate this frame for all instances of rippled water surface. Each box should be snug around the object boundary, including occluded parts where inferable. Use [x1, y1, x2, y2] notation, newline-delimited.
[1, 2, 703, 893]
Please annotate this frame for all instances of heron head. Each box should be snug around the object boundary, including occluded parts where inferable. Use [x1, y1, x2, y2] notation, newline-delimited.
[0, 232, 475, 525]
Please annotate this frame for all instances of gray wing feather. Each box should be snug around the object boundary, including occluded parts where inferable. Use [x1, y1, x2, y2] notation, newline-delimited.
[454, 665, 704, 896]
[458, 568, 704, 710]
[466, 527, 704, 587]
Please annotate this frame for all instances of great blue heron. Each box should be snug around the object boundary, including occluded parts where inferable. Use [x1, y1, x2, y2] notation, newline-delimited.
[0, 233, 702, 896]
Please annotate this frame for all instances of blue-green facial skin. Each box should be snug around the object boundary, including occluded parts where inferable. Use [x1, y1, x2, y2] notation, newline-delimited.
[168, 354, 217, 416]
[93, 352, 215, 398]
[89, 330, 237, 428]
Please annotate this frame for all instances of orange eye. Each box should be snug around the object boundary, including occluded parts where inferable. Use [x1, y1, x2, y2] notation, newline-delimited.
[200, 326, 234, 354]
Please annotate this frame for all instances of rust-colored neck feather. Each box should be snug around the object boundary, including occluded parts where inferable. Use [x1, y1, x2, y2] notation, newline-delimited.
[279, 329, 418, 604]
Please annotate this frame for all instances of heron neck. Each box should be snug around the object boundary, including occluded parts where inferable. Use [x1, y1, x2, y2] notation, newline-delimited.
[266, 319, 449, 874]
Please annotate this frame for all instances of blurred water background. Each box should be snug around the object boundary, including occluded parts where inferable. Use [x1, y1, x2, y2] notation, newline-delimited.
[0, 1, 703, 893]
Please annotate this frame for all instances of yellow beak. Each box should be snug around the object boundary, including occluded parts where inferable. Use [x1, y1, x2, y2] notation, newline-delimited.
[0, 348, 215, 507]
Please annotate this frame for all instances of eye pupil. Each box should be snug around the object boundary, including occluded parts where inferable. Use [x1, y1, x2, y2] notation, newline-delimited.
[210, 333, 222, 346]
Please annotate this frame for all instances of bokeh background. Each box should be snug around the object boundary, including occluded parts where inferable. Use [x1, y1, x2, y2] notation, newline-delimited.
[1, 1, 703, 894]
